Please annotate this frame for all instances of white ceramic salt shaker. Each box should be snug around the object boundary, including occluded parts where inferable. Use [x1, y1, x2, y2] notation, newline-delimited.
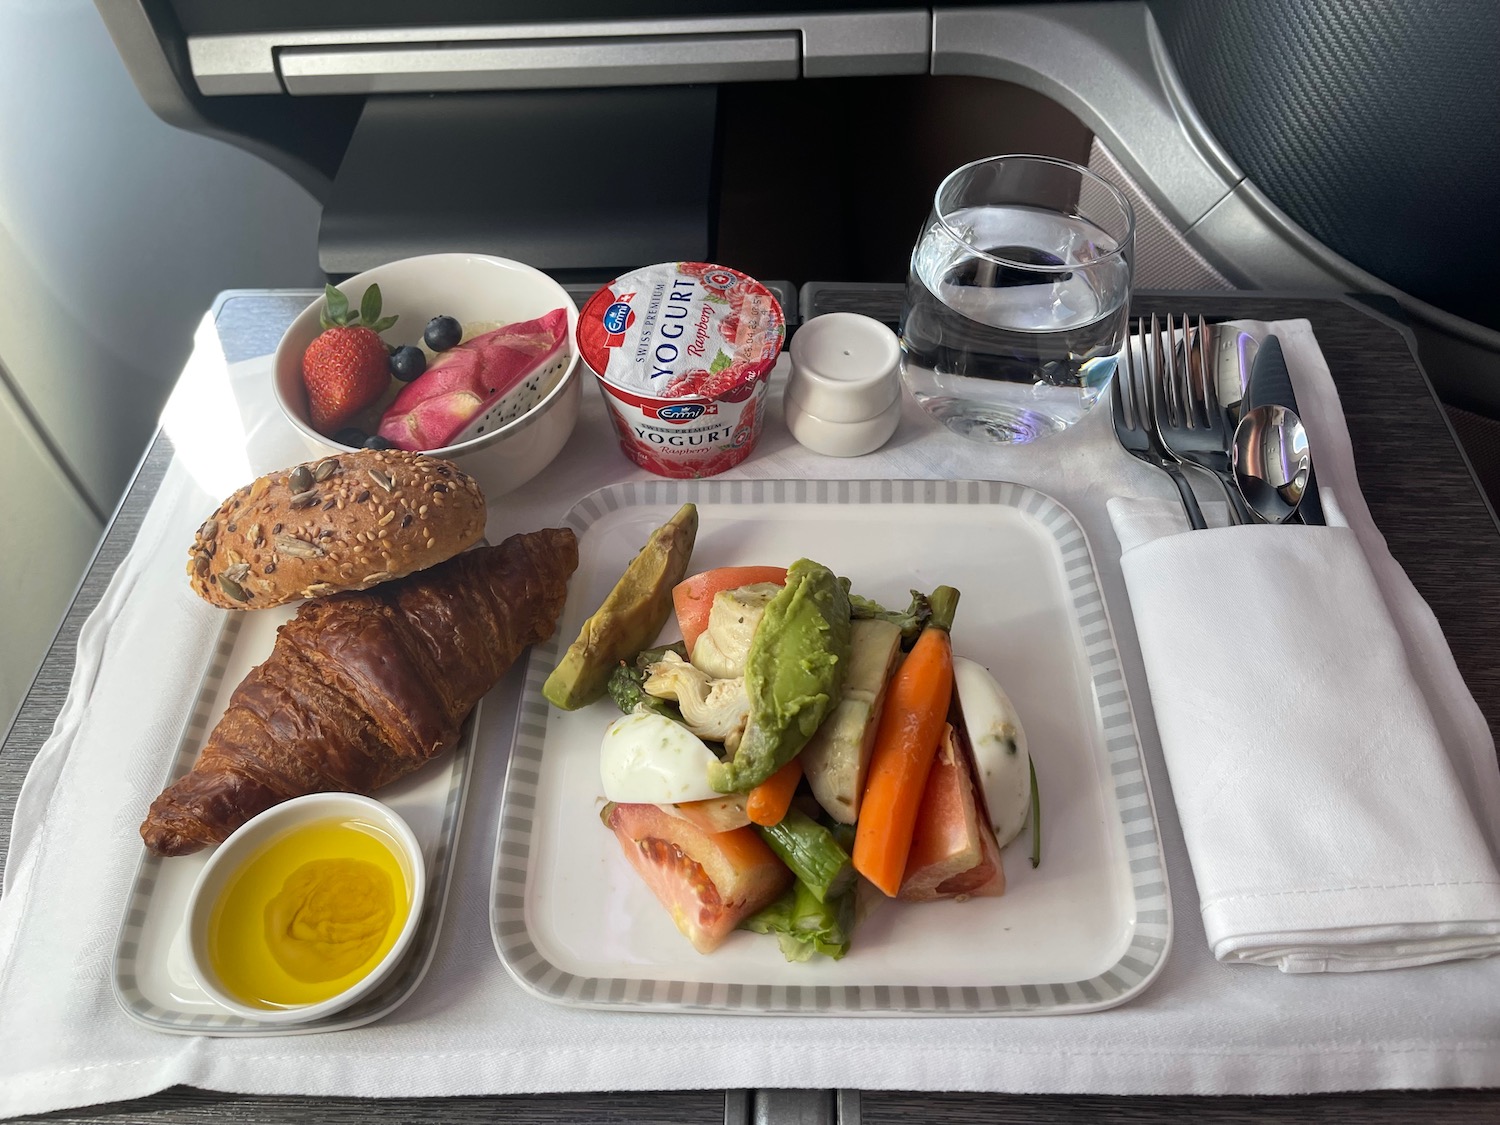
[784, 313, 902, 457]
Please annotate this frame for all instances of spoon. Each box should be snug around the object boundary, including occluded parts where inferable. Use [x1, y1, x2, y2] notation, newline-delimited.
[1232, 404, 1311, 524]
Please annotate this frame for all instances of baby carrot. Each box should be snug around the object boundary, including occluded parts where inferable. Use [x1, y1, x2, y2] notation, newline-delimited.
[852, 586, 960, 897]
[747, 757, 803, 827]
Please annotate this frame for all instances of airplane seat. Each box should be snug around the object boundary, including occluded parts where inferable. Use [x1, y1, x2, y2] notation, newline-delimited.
[1147, 0, 1500, 508]
[95, 0, 1500, 508]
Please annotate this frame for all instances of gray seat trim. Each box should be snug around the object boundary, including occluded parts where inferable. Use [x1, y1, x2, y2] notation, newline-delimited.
[186, 11, 930, 95]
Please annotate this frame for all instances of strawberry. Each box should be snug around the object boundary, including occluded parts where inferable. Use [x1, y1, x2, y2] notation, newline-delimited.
[301, 283, 398, 433]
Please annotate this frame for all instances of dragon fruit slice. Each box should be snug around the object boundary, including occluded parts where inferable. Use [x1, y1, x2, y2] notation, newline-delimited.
[378, 307, 570, 450]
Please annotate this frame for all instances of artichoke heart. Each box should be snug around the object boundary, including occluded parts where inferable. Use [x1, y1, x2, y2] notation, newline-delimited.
[643, 651, 752, 752]
[690, 582, 781, 679]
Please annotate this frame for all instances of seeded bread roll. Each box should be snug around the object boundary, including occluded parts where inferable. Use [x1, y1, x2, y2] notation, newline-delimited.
[187, 449, 486, 609]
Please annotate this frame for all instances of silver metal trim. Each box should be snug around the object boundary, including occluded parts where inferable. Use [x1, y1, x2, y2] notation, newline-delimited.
[801, 11, 928, 78]
[188, 12, 928, 96]
[1087, 138, 1232, 292]
[725, 1090, 752, 1125]
[753, 1089, 836, 1125]
[1145, 12, 1244, 189]
[279, 34, 800, 95]
[931, 2, 1234, 231]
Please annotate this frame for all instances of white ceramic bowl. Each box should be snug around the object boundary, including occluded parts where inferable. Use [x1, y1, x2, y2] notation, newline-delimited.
[273, 253, 581, 499]
[184, 793, 426, 1025]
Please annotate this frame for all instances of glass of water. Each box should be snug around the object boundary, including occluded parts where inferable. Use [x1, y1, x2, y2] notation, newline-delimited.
[899, 154, 1135, 443]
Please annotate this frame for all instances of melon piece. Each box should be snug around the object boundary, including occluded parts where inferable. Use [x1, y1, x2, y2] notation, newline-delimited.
[605, 802, 792, 953]
[897, 723, 1006, 902]
[377, 307, 570, 450]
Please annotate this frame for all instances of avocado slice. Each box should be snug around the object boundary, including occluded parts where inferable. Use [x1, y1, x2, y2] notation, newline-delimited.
[542, 502, 698, 710]
[708, 557, 851, 793]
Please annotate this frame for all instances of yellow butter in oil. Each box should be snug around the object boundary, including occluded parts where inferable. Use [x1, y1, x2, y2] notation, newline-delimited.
[208, 818, 410, 1008]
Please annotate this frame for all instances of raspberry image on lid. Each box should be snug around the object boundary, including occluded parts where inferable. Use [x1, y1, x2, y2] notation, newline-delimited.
[578, 263, 786, 479]
[579, 263, 784, 400]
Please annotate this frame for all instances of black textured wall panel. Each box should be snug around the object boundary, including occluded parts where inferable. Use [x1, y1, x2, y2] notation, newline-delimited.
[1151, 0, 1500, 330]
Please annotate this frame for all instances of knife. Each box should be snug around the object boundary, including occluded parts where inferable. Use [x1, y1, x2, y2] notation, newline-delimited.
[1241, 335, 1326, 525]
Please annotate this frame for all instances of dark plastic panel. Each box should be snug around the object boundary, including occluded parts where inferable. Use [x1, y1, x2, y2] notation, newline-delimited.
[318, 88, 717, 276]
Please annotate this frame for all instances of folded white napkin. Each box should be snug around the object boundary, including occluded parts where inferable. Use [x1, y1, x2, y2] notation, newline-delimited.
[1110, 490, 1500, 971]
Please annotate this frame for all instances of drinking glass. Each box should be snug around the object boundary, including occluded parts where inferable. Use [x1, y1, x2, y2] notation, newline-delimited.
[899, 154, 1135, 443]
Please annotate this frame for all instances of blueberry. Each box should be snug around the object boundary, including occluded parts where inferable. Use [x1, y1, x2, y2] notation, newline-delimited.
[333, 427, 367, 447]
[389, 345, 426, 381]
[424, 315, 462, 352]
[362, 435, 394, 450]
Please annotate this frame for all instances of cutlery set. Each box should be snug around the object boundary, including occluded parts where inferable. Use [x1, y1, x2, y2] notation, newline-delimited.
[1113, 316, 1320, 527]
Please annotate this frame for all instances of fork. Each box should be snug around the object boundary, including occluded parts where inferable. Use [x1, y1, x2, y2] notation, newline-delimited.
[1145, 313, 1254, 525]
[1111, 323, 1207, 530]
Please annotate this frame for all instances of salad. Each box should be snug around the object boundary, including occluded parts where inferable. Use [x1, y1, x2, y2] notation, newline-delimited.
[541, 504, 1036, 962]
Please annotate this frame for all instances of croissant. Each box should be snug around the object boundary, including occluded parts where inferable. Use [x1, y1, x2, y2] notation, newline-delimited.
[141, 527, 579, 856]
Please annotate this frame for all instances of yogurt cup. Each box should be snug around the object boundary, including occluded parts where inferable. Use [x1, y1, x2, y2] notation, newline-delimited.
[578, 262, 785, 478]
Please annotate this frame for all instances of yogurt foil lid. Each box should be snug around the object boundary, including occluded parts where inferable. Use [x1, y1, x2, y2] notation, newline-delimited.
[578, 262, 785, 399]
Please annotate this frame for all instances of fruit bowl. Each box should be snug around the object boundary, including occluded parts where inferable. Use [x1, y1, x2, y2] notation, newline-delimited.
[273, 253, 581, 499]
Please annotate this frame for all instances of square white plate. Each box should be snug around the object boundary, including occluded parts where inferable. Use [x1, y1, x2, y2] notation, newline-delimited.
[491, 479, 1170, 1015]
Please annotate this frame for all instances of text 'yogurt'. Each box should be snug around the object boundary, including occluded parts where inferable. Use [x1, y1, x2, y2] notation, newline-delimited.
[579, 262, 785, 478]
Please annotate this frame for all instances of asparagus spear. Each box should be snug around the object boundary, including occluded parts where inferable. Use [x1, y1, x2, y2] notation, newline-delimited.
[605, 642, 687, 718]
[756, 808, 854, 903]
[846, 588, 932, 650]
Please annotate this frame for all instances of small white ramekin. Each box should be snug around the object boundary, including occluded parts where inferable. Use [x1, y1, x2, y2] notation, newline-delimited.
[183, 792, 425, 1025]
[784, 313, 903, 457]
[784, 394, 902, 458]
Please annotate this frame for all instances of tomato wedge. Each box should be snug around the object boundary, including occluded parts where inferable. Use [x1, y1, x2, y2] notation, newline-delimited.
[898, 724, 1005, 902]
[605, 802, 791, 953]
[671, 565, 787, 651]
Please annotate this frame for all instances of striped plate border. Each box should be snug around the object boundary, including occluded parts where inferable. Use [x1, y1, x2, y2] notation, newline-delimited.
[491, 478, 1171, 1016]
[111, 614, 480, 1037]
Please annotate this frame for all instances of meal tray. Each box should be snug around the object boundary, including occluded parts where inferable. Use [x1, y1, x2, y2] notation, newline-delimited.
[491, 478, 1172, 1016]
[111, 607, 477, 1037]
